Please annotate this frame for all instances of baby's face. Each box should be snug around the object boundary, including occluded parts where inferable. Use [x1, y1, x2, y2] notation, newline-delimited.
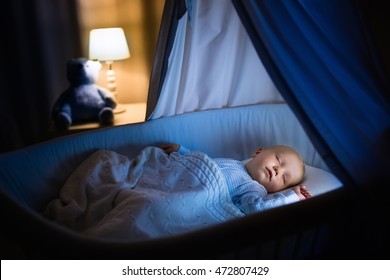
[245, 147, 304, 193]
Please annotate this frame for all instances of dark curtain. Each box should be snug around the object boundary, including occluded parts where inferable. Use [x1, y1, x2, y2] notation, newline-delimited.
[0, 0, 82, 153]
[232, 0, 390, 190]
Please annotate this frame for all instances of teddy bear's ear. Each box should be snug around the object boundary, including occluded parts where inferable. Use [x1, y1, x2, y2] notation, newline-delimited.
[67, 58, 75, 67]
[67, 57, 87, 67]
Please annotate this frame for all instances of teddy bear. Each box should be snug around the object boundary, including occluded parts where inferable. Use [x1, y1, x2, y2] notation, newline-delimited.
[51, 57, 117, 130]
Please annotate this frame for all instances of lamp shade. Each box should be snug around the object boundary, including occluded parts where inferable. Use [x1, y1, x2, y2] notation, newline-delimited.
[89, 27, 130, 62]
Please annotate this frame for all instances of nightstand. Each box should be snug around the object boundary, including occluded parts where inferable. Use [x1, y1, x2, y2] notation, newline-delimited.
[69, 102, 146, 130]
[47, 102, 147, 138]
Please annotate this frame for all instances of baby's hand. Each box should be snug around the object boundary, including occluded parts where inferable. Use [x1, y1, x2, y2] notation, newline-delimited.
[160, 143, 180, 154]
[291, 184, 312, 200]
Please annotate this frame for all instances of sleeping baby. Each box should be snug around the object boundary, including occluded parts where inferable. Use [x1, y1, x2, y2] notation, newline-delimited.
[161, 143, 312, 214]
[44, 143, 311, 241]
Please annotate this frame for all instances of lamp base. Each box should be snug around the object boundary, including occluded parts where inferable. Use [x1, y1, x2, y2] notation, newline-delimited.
[114, 103, 126, 114]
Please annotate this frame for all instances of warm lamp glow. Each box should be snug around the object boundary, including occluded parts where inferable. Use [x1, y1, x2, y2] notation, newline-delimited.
[89, 27, 130, 114]
[89, 28, 130, 62]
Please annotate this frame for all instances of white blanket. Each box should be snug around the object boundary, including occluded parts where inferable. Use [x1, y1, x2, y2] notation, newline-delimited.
[44, 147, 244, 241]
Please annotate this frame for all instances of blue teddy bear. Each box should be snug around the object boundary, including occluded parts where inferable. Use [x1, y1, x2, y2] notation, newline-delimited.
[52, 57, 117, 130]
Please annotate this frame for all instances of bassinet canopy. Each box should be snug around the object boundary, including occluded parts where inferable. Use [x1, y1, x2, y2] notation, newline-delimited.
[147, 0, 390, 191]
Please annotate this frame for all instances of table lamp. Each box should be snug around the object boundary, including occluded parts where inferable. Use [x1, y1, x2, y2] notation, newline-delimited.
[89, 27, 130, 113]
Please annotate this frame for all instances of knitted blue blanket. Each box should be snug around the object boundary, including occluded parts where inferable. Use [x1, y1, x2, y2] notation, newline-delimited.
[44, 146, 244, 241]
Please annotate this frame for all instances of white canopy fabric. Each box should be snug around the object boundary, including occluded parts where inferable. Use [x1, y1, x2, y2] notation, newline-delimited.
[149, 0, 283, 120]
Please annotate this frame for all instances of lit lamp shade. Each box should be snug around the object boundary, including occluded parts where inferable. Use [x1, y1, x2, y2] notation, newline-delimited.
[89, 27, 130, 62]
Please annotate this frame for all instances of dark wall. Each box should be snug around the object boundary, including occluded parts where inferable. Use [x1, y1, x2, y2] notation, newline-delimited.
[0, 0, 82, 153]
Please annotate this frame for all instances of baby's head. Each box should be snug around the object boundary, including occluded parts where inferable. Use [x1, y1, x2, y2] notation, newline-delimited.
[245, 145, 305, 193]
